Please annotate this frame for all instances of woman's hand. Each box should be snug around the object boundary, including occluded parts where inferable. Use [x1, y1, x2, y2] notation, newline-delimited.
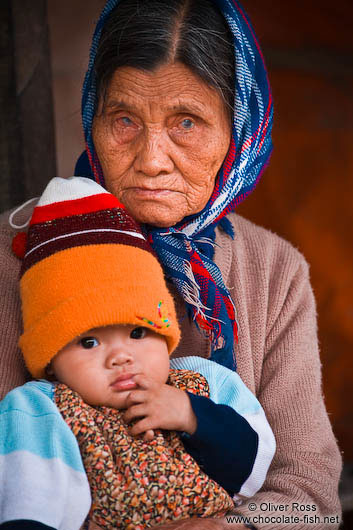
[123, 374, 197, 438]
[153, 517, 248, 529]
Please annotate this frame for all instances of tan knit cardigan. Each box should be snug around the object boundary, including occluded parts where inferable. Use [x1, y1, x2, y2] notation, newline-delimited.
[0, 204, 342, 530]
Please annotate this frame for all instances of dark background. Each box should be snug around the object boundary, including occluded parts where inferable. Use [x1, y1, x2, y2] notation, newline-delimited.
[239, 3, 353, 526]
[1, 0, 352, 526]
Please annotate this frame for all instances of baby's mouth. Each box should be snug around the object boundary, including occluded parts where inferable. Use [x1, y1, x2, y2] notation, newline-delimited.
[110, 373, 137, 391]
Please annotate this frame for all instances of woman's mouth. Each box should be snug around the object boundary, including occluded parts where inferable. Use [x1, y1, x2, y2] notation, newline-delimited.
[131, 188, 175, 199]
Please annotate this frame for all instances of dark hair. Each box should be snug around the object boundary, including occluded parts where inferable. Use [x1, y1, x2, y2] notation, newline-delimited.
[94, 0, 235, 114]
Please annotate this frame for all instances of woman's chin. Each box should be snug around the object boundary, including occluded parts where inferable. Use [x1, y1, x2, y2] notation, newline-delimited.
[124, 200, 186, 227]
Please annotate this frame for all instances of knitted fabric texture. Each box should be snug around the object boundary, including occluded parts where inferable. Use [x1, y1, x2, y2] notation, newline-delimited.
[54, 369, 234, 529]
[18, 177, 180, 378]
[81, 0, 273, 370]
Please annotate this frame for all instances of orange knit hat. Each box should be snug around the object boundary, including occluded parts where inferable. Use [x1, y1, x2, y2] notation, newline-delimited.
[17, 177, 180, 378]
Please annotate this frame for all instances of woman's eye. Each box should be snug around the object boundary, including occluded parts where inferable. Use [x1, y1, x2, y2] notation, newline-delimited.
[130, 327, 147, 340]
[116, 116, 136, 128]
[180, 118, 195, 130]
[80, 337, 99, 349]
[120, 116, 133, 126]
[113, 116, 139, 140]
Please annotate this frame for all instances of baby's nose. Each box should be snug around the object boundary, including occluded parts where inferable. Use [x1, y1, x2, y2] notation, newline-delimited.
[106, 348, 133, 368]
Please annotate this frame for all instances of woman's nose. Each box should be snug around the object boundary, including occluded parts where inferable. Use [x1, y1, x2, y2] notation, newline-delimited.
[133, 129, 174, 177]
[105, 348, 133, 369]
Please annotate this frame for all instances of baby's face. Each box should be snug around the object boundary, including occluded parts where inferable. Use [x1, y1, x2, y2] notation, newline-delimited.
[50, 324, 170, 409]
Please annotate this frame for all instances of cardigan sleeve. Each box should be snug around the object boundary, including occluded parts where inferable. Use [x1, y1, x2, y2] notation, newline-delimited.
[0, 381, 91, 530]
[170, 357, 276, 499]
[233, 257, 342, 530]
[0, 218, 29, 399]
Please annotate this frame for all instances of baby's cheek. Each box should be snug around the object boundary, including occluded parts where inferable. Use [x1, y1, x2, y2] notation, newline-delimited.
[153, 355, 170, 384]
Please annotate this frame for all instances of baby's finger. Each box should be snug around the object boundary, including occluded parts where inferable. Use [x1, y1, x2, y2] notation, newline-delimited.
[130, 417, 155, 437]
[133, 373, 154, 390]
[125, 389, 147, 407]
[123, 402, 148, 423]
[143, 429, 155, 442]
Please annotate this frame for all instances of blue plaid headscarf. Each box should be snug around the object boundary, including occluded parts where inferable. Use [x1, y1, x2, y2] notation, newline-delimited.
[80, 0, 273, 370]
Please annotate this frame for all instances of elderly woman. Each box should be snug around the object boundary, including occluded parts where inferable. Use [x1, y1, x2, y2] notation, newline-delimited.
[0, 0, 341, 529]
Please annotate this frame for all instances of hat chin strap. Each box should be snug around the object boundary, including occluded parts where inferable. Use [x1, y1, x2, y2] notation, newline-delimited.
[8, 197, 39, 230]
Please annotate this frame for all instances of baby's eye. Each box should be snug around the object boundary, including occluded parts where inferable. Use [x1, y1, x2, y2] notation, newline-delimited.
[130, 327, 147, 340]
[80, 337, 99, 349]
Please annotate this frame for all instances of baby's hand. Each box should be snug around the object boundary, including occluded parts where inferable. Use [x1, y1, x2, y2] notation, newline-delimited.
[143, 429, 155, 441]
[123, 374, 197, 438]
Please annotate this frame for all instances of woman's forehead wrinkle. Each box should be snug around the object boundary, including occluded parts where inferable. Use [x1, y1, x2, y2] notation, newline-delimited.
[105, 98, 207, 117]
[103, 89, 211, 122]
[105, 65, 215, 107]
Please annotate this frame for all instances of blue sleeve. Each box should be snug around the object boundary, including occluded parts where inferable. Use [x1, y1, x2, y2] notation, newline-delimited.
[0, 381, 91, 529]
[0, 522, 55, 530]
[182, 392, 258, 496]
[170, 357, 276, 499]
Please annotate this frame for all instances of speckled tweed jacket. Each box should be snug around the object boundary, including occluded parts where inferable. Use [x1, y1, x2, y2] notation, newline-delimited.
[54, 370, 233, 529]
[0, 206, 342, 530]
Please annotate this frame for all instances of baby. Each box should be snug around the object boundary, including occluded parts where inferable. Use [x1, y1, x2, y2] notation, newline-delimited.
[0, 177, 275, 530]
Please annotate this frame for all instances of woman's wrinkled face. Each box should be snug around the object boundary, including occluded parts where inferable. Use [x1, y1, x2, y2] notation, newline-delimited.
[92, 62, 231, 227]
